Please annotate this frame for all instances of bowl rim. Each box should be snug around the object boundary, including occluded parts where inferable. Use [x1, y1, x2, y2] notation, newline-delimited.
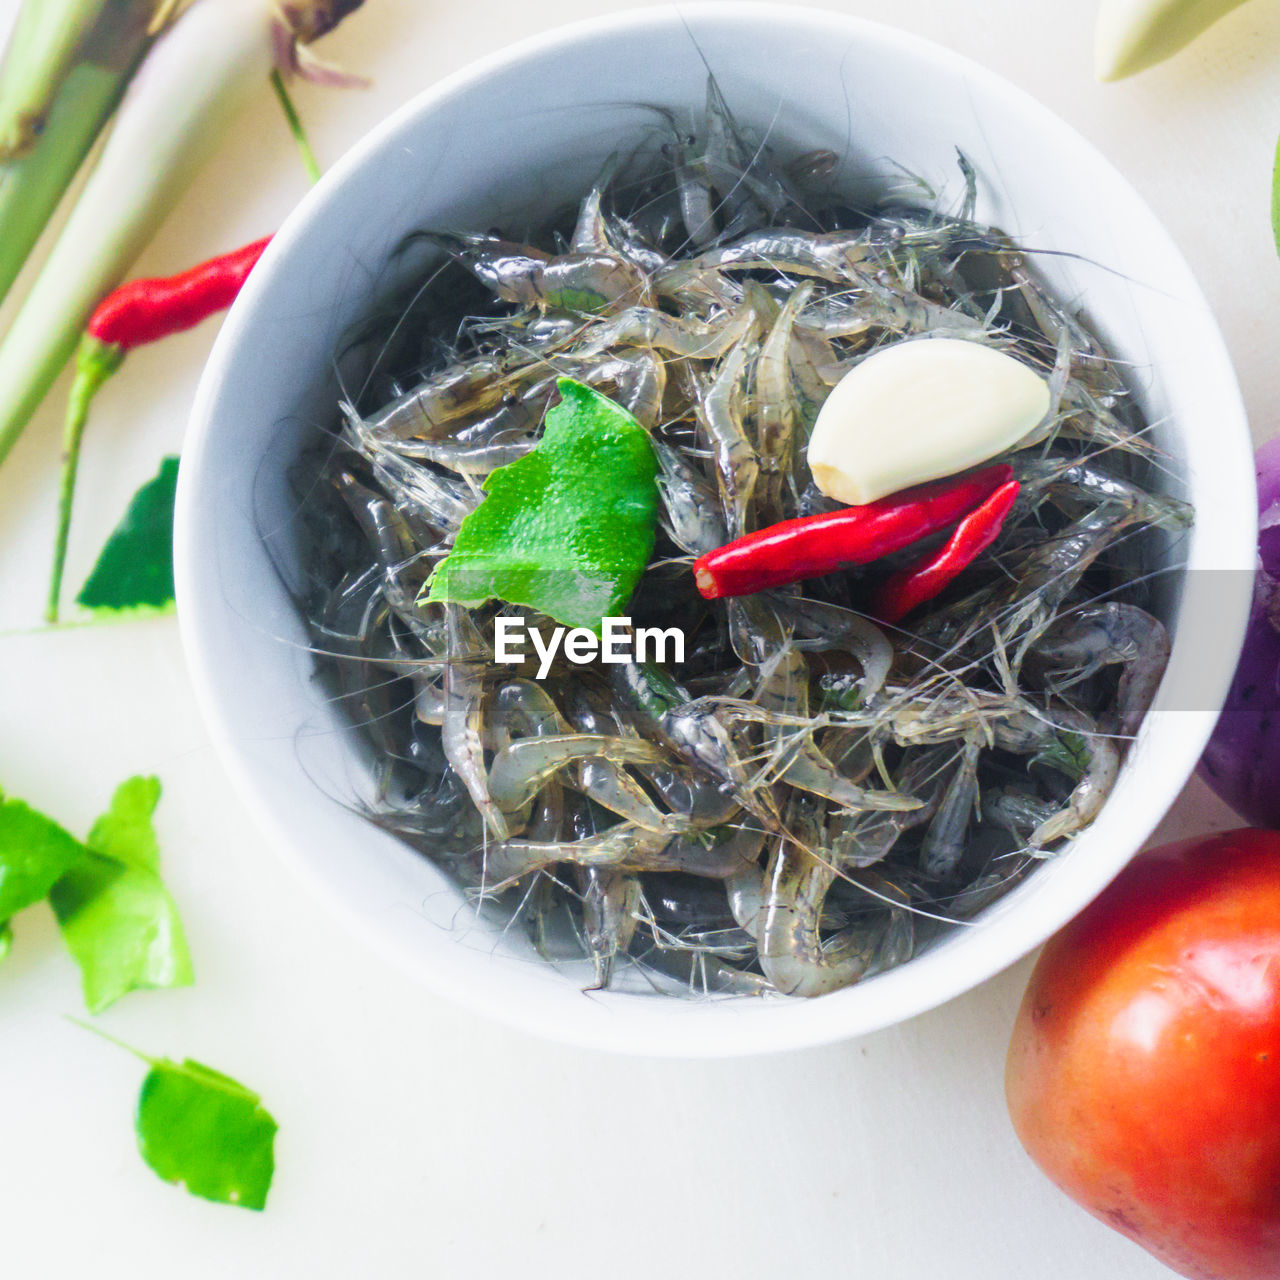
[175, 1, 1257, 1057]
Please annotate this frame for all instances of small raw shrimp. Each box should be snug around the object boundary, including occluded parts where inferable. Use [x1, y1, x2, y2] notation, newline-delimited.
[580, 755, 676, 831]
[697, 324, 761, 538]
[982, 788, 1060, 842]
[757, 836, 882, 998]
[584, 349, 667, 426]
[919, 735, 982, 879]
[863, 275, 988, 338]
[566, 686, 683, 833]
[727, 591, 792, 667]
[570, 155, 620, 256]
[488, 734, 666, 815]
[575, 683, 741, 829]
[476, 823, 672, 888]
[755, 649, 922, 812]
[785, 148, 838, 187]
[432, 232, 651, 314]
[643, 762, 742, 830]
[653, 441, 728, 555]
[412, 672, 446, 726]
[577, 304, 753, 361]
[651, 823, 766, 878]
[487, 678, 565, 745]
[578, 866, 641, 988]
[603, 211, 670, 274]
[441, 606, 506, 840]
[359, 355, 512, 442]
[1001, 505, 1137, 664]
[691, 229, 876, 282]
[788, 597, 894, 705]
[387, 397, 542, 474]
[610, 661, 754, 809]
[701, 76, 796, 233]
[1030, 603, 1170, 736]
[787, 323, 839, 429]
[1005, 704, 1121, 848]
[670, 143, 719, 249]
[357, 437, 477, 533]
[332, 471, 421, 591]
[756, 281, 813, 524]
[830, 746, 953, 868]
[1016, 457, 1194, 533]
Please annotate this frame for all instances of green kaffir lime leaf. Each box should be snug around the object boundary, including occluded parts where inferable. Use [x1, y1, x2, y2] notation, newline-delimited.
[76, 456, 179, 614]
[50, 776, 192, 1014]
[427, 379, 658, 632]
[0, 793, 87, 918]
[135, 1057, 277, 1211]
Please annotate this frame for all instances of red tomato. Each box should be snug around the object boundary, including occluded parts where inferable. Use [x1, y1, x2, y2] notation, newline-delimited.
[1006, 830, 1280, 1280]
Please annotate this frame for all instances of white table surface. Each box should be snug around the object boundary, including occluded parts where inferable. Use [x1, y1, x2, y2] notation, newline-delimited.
[0, 2, 1271, 1277]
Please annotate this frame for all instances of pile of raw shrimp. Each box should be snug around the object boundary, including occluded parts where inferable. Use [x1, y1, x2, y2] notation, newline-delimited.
[294, 84, 1191, 998]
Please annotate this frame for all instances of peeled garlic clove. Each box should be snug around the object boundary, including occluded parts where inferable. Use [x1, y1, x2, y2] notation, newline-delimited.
[806, 338, 1049, 507]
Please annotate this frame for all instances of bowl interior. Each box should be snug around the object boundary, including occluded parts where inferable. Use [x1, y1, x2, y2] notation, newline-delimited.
[176, 4, 1256, 1056]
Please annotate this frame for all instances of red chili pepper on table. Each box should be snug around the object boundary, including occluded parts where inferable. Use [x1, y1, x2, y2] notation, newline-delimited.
[47, 235, 273, 623]
[692, 463, 1014, 600]
[86, 236, 273, 350]
[871, 479, 1021, 624]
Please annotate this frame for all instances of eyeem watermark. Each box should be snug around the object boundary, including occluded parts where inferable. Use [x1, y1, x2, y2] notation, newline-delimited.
[494, 616, 684, 679]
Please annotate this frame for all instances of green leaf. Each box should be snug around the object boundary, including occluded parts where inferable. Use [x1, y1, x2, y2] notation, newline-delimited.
[427, 379, 658, 632]
[49, 775, 192, 1013]
[0, 920, 11, 961]
[87, 774, 162, 869]
[0, 792, 88, 917]
[76, 455, 179, 614]
[1033, 731, 1090, 783]
[136, 1057, 277, 1210]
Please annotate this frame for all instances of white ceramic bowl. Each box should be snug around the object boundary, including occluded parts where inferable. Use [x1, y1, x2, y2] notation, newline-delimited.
[176, 3, 1256, 1057]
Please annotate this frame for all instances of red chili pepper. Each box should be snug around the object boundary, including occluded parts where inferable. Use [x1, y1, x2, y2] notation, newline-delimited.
[871, 480, 1020, 624]
[692, 464, 1014, 600]
[86, 235, 272, 350]
[47, 235, 273, 623]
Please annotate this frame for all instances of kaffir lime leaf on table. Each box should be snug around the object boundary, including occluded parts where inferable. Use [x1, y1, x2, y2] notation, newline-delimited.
[49, 775, 193, 1013]
[77, 455, 179, 614]
[0, 793, 88, 918]
[135, 1057, 278, 1211]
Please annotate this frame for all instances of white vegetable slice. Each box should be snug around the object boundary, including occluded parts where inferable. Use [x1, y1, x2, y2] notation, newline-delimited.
[806, 338, 1049, 506]
[1094, 0, 1251, 81]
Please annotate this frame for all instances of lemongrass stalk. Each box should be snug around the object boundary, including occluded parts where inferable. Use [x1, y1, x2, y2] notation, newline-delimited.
[0, 0, 119, 156]
[0, 0, 168, 305]
[0, 0, 364, 470]
[1095, 0, 1254, 81]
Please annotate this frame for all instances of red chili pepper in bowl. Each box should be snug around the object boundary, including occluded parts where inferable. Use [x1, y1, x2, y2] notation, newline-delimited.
[47, 236, 273, 623]
[691, 463, 1014, 600]
[871, 479, 1020, 623]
